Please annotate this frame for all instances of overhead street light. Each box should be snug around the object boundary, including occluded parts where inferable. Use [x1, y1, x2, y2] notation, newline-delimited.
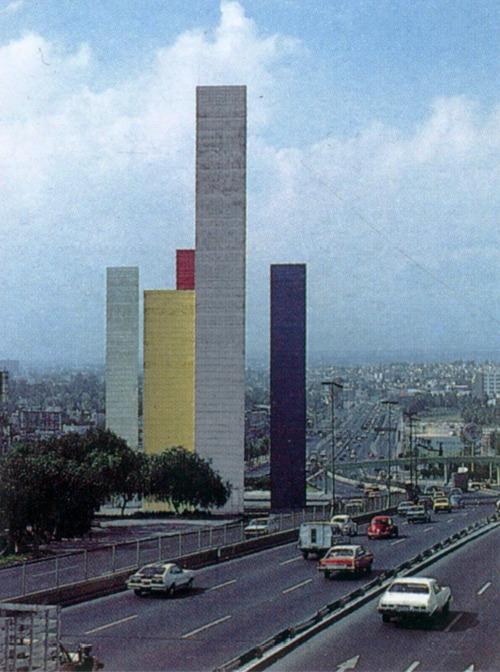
[382, 399, 398, 507]
[322, 380, 343, 515]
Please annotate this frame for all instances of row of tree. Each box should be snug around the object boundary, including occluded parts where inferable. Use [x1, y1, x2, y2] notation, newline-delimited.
[0, 429, 230, 551]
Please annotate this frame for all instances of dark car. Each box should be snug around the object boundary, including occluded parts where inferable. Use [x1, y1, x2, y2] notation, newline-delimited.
[367, 516, 398, 539]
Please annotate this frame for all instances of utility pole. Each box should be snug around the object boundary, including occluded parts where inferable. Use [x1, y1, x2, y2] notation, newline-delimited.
[322, 380, 343, 515]
[382, 400, 398, 508]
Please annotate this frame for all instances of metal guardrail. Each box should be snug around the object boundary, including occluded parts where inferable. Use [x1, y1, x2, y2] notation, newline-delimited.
[215, 512, 500, 672]
[0, 494, 406, 602]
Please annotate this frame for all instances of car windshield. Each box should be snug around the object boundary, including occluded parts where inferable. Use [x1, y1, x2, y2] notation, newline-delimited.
[388, 582, 430, 594]
[327, 548, 354, 557]
[248, 519, 266, 526]
[409, 507, 424, 513]
[373, 518, 388, 525]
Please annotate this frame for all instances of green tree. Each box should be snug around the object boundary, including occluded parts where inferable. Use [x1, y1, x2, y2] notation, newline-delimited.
[148, 447, 231, 513]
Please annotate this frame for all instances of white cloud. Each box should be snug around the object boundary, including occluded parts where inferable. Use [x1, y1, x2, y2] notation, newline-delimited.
[0, 1, 500, 363]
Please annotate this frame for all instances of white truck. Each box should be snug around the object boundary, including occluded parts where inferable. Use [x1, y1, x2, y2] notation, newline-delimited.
[377, 577, 452, 624]
[298, 521, 343, 559]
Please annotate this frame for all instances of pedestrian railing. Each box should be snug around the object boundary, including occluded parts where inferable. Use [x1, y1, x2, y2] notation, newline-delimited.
[0, 493, 406, 601]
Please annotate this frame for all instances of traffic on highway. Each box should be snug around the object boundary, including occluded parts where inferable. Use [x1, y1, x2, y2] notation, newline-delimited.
[59, 490, 498, 671]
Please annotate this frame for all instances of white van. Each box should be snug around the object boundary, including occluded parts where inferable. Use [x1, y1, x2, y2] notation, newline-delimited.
[298, 522, 343, 559]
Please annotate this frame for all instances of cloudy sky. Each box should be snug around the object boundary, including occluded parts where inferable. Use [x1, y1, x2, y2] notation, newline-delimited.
[1, 0, 500, 366]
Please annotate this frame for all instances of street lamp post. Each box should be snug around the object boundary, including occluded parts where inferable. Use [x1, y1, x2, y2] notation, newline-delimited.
[322, 380, 343, 515]
[382, 399, 398, 508]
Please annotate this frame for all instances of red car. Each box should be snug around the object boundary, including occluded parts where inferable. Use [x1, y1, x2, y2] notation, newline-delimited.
[318, 544, 373, 579]
[367, 515, 398, 539]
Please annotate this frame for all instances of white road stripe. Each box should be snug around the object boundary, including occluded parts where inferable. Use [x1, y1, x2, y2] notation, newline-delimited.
[405, 661, 420, 672]
[208, 579, 237, 592]
[445, 612, 463, 632]
[391, 538, 405, 546]
[423, 527, 433, 532]
[181, 614, 232, 639]
[85, 614, 138, 634]
[477, 581, 492, 596]
[280, 556, 303, 565]
[447, 518, 455, 523]
[283, 578, 313, 594]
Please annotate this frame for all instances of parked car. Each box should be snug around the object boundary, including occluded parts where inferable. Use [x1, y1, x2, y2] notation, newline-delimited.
[298, 522, 343, 559]
[433, 497, 452, 513]
[397, 501, 415, 517]
[330, 514, 358, 536]
[496, 499, 500, 512]
[127, 562, 195, 597]
[367, 516, 398, 539]
[406, 505, 431, 524]
[244, 516, 280, 538]
[318, 544, 373, 579]
[377, 577, 452, 624]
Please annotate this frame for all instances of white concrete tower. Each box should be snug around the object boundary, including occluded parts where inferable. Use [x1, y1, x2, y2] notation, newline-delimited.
[105, 267, 139, 450]
[195, 85, 246, 513]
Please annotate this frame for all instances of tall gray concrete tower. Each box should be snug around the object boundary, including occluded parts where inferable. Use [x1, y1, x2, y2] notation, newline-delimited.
[106, 267, 139, 450]
[195, 85, 246, 513]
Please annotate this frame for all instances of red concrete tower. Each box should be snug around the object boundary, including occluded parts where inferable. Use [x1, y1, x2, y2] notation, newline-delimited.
[176, 249, 195, 290]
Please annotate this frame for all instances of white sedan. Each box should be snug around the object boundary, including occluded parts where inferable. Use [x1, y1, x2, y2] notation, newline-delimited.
[330, 514, 358, 536]
[127, 562, 195, 597]
[378, 577, 452, 624]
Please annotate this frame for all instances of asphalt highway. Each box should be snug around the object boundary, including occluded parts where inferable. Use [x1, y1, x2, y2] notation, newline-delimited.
[60, 495, 497, 671]
[268, 523, 500, 672]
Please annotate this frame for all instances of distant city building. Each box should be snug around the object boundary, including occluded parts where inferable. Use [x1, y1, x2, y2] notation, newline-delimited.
[270, 264, 306, 511]
[0, 370, 8, 404]
[105, 267, 139, 450]
[143, 289, 195, 457]
[0, 361, 19, 378]
[194, 85, 247, 513]
[20, 410, 62, 433]
[474, 371, 500, 399]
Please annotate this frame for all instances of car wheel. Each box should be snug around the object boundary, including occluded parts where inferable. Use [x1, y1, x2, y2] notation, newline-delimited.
[301, 551, 309, 559]
[168, 584, 175, 597]
[187, 578, 194, 590]
[366, 563, 372, 574]
[324, 570, 331, 580]
[441, 600, 450, 619]
[382, 614, 391, 623]
[134, 589, 144, 597]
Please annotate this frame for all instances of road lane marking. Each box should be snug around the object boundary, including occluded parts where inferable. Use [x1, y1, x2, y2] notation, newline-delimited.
[85, 614, 138, 634]
[477, 581, 491, 596]
[423, 527, 433, 532]
[445, 613, 463, 632]
[405, 662, 420, 672]
[336, 654, 359, 670]
[208, 579, 237, 592]
[181, 614, 232, 639]
[391, 538, 405, 546]
[283, 578, 313, 594]
[280, 556, 303, 565]
[447, 518, 455, 523]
